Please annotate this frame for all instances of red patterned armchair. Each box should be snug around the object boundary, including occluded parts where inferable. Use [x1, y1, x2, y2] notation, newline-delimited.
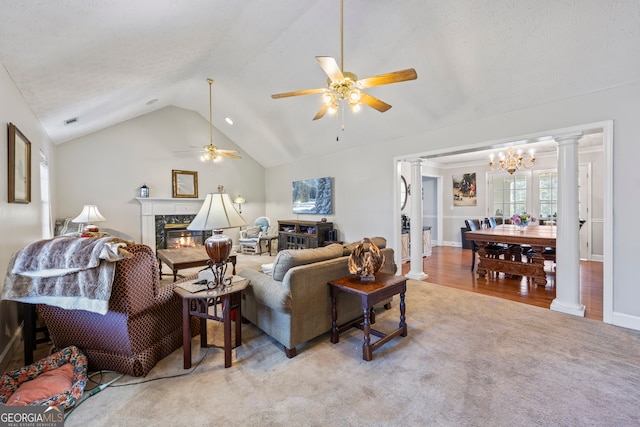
[37, 244, 199, 377]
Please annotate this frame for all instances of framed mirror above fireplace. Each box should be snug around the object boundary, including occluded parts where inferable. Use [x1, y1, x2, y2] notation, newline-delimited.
[172, 170, 198, 198]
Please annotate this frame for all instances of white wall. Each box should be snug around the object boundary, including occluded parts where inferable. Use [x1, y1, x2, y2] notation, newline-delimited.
[265, 80, 640, 328]
[53, 106, 266, 244]
[0, 63, 55, 370]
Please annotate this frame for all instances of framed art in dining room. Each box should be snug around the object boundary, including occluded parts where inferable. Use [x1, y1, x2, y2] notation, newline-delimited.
[8, 123, 31, 204]
[172, 169, 198, 198]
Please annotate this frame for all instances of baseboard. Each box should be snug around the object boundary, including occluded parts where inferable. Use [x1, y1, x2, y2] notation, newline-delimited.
[611, 311, 640, 332]
[0, 324, 23, 373]
[444, 241, 462, 247]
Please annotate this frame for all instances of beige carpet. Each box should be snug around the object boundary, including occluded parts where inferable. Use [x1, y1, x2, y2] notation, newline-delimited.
[59, 278, 640, 427]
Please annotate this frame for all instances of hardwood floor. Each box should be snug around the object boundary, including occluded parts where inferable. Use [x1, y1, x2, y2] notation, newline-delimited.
[401, 246, 603, 321]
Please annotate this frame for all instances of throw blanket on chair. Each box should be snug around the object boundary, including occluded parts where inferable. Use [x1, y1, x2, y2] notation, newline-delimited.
[2, 236, 132, 315]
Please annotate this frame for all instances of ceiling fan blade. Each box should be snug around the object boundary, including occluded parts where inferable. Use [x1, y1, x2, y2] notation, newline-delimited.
[272, 88, 326, 99]
[357, 68, 418, 89]
[312, 104, 329, 121]
[215, 149, 240, 154]
[217, 152, 241, 159]
[360, 92, 392, 112]
[316, 56, 344, 82]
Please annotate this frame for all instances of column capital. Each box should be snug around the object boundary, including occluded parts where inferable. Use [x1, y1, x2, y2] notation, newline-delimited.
[553, 132, 583, 144]
[406, 158, 424, 165]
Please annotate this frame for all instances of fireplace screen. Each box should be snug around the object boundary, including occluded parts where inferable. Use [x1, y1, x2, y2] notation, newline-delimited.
[165, 224, 203, 248]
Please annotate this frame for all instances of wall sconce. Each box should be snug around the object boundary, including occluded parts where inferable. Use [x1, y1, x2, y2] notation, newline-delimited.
[233, 195, 246, 214]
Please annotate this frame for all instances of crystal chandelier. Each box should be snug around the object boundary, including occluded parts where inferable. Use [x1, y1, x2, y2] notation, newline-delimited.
[489, 147, 535, 174]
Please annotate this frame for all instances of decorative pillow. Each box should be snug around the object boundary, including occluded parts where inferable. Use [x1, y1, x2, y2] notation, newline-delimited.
[272, 244, 343, 281]
[245, 226, 261, 239]
[342, 237, 387, 255]
[261, 263, 274, 275]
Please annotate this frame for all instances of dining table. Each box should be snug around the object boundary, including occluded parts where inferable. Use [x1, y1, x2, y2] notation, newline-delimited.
[465, 224, 556, 286]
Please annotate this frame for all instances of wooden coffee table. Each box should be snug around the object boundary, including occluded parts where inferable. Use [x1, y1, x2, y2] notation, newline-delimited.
[174, 277, 249, 369]
[157, 246, 237, 282]
[328, 273, 407, 361]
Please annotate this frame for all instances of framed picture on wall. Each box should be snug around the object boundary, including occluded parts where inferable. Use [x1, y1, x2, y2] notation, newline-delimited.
[172, 170, 198, 198]
[452, 173, 476, 206]
[8, 123, 31, 204]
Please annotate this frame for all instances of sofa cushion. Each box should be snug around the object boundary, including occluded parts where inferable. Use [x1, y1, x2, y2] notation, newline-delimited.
[342, 237, 387, 256]
[245, 226, 261, 238]
[272, 244, 343, 281]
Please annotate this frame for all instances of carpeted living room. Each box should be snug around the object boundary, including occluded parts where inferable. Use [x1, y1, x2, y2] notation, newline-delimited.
[2, 1, 640, 426]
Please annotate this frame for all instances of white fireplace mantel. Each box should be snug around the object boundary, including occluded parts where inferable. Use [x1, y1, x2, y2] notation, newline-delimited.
[136, 197, 204, 250]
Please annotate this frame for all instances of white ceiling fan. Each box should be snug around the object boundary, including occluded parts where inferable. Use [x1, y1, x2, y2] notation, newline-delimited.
[271, 0, 418, 120]
[178, 79, 241, 163]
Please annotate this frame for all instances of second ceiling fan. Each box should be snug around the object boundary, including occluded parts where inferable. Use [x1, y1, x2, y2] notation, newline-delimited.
[271, 0, 418, 120]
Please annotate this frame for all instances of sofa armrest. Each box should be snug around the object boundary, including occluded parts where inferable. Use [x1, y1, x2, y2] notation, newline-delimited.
[238, 269, 291, 313]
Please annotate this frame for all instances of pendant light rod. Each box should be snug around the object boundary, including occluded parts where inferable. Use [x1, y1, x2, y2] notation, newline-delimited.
[208, 78, 214, 146]
[340, 0, 344, 72]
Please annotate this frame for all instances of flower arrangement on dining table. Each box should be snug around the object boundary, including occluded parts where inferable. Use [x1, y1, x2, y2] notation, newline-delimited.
[511, 212, 536, 227]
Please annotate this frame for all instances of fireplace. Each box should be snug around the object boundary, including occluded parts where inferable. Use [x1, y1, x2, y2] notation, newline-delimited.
[164, 224, 203, 248]
[155, 214, 212, 250]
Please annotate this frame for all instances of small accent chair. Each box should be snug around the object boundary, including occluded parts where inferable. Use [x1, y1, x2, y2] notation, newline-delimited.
[238, 217, 271, 255]
[37, 244, 199, 377]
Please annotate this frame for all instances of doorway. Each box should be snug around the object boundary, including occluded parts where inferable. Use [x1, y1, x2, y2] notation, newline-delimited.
[394, 121, 612, 323]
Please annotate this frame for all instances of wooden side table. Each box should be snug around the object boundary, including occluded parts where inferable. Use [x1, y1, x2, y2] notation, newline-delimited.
[328, 273, 407, 361]
[174, 277, 249, 369]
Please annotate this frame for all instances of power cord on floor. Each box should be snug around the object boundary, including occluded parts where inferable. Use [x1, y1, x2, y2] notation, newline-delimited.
[64, 346, 215, 420]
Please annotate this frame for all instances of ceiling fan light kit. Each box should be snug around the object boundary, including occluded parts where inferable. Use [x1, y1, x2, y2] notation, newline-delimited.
[189, 79, 241, 166]
[271, 0, 417, 121]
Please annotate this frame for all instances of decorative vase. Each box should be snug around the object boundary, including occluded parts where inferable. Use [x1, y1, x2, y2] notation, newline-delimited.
[204, 229, 233, 264]
[347, 238, 386, 281]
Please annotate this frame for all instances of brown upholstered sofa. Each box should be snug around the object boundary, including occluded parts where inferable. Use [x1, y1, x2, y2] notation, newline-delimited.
[238, 238, 397, 358]
[38, 244, 199, 377]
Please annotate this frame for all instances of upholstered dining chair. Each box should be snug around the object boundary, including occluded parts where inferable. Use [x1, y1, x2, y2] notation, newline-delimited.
[465, 219, 506, 271]
[238, 217, 271, 255]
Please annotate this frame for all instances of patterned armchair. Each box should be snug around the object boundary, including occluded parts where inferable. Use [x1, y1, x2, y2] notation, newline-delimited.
[37, 244, 199, 377]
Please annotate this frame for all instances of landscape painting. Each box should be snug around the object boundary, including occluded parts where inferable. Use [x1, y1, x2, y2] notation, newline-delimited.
[292, 176, 332, 214]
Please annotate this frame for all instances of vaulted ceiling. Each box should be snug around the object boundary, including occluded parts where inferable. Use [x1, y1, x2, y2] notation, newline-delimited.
[1, 1, 639, 168]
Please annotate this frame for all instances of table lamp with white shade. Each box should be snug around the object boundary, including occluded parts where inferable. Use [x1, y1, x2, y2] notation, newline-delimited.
[72, 205, 107, 233]
[188, 186, 247, 288]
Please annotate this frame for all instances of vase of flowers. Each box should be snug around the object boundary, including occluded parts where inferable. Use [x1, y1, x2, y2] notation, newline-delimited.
[511, 212, 536, 228]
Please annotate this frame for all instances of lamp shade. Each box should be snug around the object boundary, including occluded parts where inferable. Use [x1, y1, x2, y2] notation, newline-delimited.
[72, 205, 106, 223]
[187, 193, 247, 231]
[188, 192, 247, 265]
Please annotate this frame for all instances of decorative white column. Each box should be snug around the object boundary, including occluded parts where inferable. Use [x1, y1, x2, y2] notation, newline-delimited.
[406, 158, 428, 280]
[550, 133, 585, 317]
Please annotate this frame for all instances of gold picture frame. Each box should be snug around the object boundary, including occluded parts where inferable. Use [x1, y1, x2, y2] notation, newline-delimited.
[8, 123, 31, 204]
[172, 170, 198, 198]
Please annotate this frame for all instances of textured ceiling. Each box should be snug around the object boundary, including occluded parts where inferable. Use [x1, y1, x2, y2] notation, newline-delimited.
[1, 1, 639, 168]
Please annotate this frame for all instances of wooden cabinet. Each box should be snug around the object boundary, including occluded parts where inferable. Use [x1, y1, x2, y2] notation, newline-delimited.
[401, 233, 410, 262]
[277, 220, 333, 251]
[401, 228, 432, 263]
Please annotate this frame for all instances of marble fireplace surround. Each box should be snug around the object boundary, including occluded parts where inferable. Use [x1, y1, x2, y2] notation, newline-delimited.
[136, 197, 205, 251]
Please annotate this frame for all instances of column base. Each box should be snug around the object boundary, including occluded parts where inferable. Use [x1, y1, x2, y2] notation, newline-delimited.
[550, 298, 585, 317]
[405, 271, 428, 280]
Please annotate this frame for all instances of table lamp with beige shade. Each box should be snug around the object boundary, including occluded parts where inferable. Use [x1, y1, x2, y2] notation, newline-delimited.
[187, 186, 247, 288]
[72, 204, 106, 233]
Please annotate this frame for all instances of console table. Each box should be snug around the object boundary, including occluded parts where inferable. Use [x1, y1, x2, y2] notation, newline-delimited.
[277, 220, 333, 251]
